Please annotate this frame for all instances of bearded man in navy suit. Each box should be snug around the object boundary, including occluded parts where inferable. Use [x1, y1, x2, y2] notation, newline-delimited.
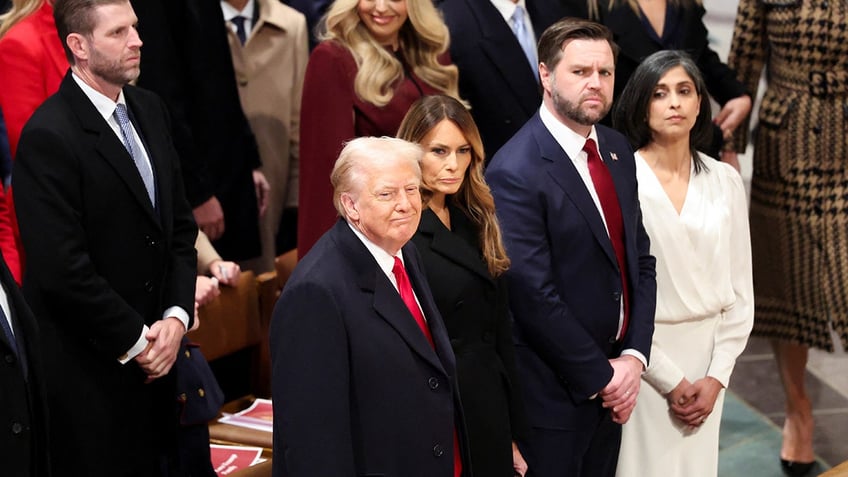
[485, 18, 656, 477]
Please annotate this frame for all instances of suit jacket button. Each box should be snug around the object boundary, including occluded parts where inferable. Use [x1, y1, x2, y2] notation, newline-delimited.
[608, 336, 617, 344]
[11, 422, 22, 434]
[4, 354, 14, 364]
[428, 377, 439, 390]
[482, 331, 494, 343]
[144, 281, 154, 292]
[612, 291, 621, 302]
[454, 300, 464, 310]
[433, 444, 444, 457]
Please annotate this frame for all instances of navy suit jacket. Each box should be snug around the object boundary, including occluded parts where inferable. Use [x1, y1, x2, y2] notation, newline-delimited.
[485, 113, 656, 430]
[438, 0, 568, 158]
[270, 219, 469, 477]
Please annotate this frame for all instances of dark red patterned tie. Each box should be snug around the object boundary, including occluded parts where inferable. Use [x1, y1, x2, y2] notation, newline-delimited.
[584, 139, 630, 339]
[392, 256, 462, 477]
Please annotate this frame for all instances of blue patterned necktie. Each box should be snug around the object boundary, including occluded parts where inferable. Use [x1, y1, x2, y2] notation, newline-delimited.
[114, 104, 155, 206]
[511, 5, 539, 82]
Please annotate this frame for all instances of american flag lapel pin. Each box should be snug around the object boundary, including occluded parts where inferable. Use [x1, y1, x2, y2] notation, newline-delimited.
[610, 152, 619, 161]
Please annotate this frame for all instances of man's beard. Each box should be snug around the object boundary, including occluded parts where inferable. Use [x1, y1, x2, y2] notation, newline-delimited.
[89, 46, 140, 86]
[551, 77, 611, 127]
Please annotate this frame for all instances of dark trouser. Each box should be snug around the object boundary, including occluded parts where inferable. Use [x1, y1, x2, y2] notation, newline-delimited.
[521, 410, 621, 477]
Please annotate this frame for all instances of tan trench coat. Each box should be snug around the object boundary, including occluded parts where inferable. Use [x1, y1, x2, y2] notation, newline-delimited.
[226, 0, 308, 272]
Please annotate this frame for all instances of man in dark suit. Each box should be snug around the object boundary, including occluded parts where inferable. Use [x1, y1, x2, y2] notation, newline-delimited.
[13, 0, 197, 475]
[270, 137, 468, 477]
[130, 0, 267, 263]
[0, 255, 48, 477]
[485, 18, 656, 477]
[438, 0, 569, 158]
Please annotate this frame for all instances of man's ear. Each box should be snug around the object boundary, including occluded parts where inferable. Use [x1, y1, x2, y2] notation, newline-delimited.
[66, 33, 88, 62]
[540, 62, 552, 95]
[341, 193, 359, 223]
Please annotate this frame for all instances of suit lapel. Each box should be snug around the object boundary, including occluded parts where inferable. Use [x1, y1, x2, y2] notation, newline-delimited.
[126, 88, 172, 230]
[335, 223, 446, 373]
[533, 117, 618, 267]
[403, 244, 455, 374]
[419, 208, 492, 284]
[596, 128, 640, 280]
[468, 0, 540, 114]
[59, 75, 161, 226]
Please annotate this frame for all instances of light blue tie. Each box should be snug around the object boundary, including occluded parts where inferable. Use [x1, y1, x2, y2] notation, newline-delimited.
[114, 104, 155, 207]
[511, 5, 539, 82]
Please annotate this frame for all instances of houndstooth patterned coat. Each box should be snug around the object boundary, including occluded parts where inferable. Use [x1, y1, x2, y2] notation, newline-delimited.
[728, 0, 848, 351]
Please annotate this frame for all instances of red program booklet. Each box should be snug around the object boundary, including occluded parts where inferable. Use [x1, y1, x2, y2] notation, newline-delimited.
[210, 444, 265, 476]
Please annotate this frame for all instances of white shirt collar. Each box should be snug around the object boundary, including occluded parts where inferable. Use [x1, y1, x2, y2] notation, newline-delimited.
[490, 0, 529, 23]
[71, 72, 127, 122]
[539, 102, 599, 161]
[220, 0, 255, 22]
[346, 222, 405, 282]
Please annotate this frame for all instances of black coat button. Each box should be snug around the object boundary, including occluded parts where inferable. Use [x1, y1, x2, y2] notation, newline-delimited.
[482, 331, 494, 343]
[144, 281, 154, 292]
[11, 422, 22, 434]
[433, 444, 444, 457]
[454, 300, 464, 310]
[428, 377, 440, 390]
[612, 291, 621, 302]
[813, 125, 822, 134]
[5, 354, 14, 364]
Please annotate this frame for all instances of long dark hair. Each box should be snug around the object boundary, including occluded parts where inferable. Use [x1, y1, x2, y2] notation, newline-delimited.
[613, 50, 712, 173]
[397, 95, 510, 276]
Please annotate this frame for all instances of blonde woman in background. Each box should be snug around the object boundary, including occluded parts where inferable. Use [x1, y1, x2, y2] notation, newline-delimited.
[297, 0, 460, 256]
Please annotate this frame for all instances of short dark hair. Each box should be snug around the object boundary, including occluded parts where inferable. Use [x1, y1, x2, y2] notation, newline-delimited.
[537, 17, 619, 73]
[612, 50, 712, 173]
[53, 0, 128, 64]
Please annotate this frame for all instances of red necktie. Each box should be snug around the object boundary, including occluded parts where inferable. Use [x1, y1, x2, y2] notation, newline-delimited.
[391, 256, 462, 477]
[392, 257, 434, 347]
[584, 139, 630, 339]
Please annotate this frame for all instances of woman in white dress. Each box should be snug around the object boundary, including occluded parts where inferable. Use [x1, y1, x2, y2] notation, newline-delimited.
[611, 50, 754, 477]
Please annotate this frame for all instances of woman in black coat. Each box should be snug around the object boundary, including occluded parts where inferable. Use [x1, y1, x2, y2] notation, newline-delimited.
[398, 95, 529, 477]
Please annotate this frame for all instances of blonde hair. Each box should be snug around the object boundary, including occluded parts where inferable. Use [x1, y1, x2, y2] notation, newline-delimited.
[0, 0, 44, 39]
[397, 95, 510, 277]
[585, 0, 701, 20]
[319, 0, 460, 107]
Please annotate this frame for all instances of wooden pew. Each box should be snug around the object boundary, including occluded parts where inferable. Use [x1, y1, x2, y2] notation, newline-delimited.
[188, 270, 261, 362]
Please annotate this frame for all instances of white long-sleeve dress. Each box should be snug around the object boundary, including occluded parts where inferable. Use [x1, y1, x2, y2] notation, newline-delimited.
[616, 153, 754, 477]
